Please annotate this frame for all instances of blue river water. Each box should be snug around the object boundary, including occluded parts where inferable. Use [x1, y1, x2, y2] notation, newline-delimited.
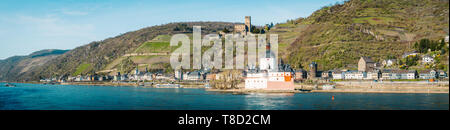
[0, 83, 448, 110]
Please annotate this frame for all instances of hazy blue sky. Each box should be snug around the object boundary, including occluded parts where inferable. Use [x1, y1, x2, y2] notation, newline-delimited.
[0, 0, 344, 59]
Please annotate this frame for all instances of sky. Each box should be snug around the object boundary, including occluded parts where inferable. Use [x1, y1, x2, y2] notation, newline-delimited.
[0, 0, 345, 59]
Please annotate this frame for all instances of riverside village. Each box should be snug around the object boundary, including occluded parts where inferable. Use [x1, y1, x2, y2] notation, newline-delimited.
[38, 16, 449, 93]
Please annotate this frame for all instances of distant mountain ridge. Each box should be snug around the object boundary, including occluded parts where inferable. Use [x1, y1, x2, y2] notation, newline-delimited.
[0, 49, 69, 81]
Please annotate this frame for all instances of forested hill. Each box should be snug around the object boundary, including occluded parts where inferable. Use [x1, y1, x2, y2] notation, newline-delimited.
[15, 22, 235, 81]
[282, 0, 449, 71]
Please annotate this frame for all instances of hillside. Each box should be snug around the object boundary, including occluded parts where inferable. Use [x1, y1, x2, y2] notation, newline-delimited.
[16, 22, 236, 81]
[4, 0, 449, 82]
[0, 49, 69, 81]
[282, 0, 449, 70]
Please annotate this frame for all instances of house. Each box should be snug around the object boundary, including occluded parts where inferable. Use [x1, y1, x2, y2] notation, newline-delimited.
[113, 72, 121, 81]
[382, 59, 397, 67]
[422, 55, 434, 64]
[381, 70, 392, 80]
[294, 69, 307, 80]
[445, 35, 449, 43]
[381, 70, 416, 80]
[67, 76, 76, 82]
[120, 74, 128, 81]
[98, 76, 105, 81]
[365, 70, 381, 80]
[143, 73, 153, 81]
[358, 57, 377, 72]
[418, 70, 437, 79]
[175, 69, 183, 80]
[344, 71, 366, 80]
[75, 75, 83, 82]
[113, 75, 120, 81]
[437, 70, 448, 79]
[400, 70, 417, 79]
[321, 71, 332, 79]
[185, 71, 203, 80]
[332, 71, 345, 80]
[205, 73, 216, 81]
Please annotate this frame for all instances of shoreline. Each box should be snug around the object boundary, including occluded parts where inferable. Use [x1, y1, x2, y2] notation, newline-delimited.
[5, 81, 449, 94]
[205, 88, 449, 94]
[311, 89, 449, 94]
[7, 81, 207, 88]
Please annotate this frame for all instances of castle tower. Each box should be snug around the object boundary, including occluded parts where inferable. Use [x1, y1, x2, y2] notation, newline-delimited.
[308, 62, 317, 79]
[245, 16, 252, 32]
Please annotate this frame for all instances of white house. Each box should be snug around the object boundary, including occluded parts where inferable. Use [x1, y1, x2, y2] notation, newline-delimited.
[445, 35, 449, 43]
[184, 71, 202, 80]
[418, 70, 437, 79]
[365, 71, 380, 80]
[422, 55, 434, 64]
[382, 59, 397, 67]
[401, 70, 417, 79]
[381, 70, 416, 79]
[332, 71, 345, 79]
[344, 71, 366, 80]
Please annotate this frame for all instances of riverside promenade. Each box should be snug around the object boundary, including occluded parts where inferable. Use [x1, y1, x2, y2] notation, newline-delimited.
[311, 81, 449, 93]
[335, 81, 448, 87]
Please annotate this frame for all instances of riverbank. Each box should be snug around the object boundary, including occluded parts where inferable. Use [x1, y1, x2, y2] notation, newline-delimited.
[7, 81, 449, 94]
[206, 88, 301, 94]
[17, 81, 207, 88]
[297, 81, 448, 93]
[206, 81, 449, 94]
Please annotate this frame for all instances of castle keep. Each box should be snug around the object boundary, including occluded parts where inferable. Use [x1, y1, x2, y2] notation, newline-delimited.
[234, 16, 252, 35]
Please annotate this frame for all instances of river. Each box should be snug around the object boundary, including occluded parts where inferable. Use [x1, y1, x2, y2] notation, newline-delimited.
[0, 83, 448, 110]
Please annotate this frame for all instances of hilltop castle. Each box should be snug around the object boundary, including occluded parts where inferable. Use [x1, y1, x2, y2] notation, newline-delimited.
[234, 16, 252, 35]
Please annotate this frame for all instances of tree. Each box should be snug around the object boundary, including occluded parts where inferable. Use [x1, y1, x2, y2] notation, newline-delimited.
[430, 40, 438, 51]
[418, 39, 430, 53]
[439, 38, 445, 50]
[251, 25, 260, 33]
[416, 38, 444, 53]
[386, 54, 396, 60]
[222, 28, 230, 33]
[413, 42, 419, 51]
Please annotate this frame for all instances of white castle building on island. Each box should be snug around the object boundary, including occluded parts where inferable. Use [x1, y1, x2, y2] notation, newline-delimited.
[244, 43, 295, 90]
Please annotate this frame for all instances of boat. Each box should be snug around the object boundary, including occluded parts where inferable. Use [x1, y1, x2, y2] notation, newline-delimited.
[321, 84, 335, 90]
[155, 84, 181, 88]
[4, 83, 16, 87]
[295, 88, 312, 92]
